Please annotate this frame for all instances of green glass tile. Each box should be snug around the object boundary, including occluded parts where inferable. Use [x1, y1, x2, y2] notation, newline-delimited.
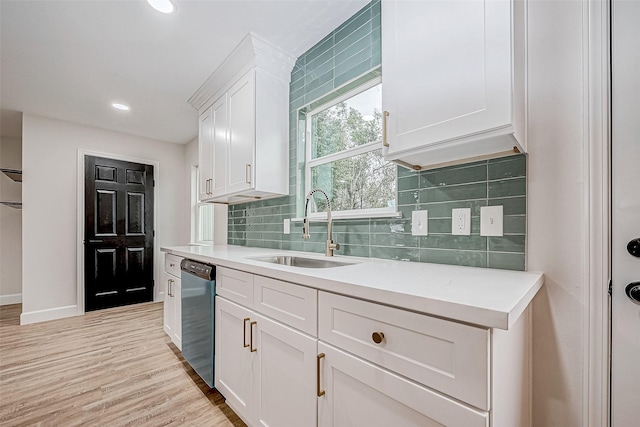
[305, 69, 334, 93]
[290, 77, 305, 95]
[335, 29, 371, 59]
[488, 154, 526, 180]
[336, 232, 369, 246]
[370, 219, 409, 233]
[397, 175, 419, 191]
[305, 50, 334, 80]
[260, 223, 283, 232]
[305, 35, 334, 66]
[341, 244, 370, 257]
[334, 58, 373, 87]
[291, 96, 305, 111]
[504, 215, 526, 234]
[427, 218, 453, 234]
[283, 241, 304, 251]
[303, 242, 326, 254]
[397, 205, 415, 219]
[419, 249, 487, 268]
[418, 200, 487, 218]
[305, 80, 335, 105]
[488, 177, 526, 198]
[370, 246, 419, 262]
[305, 57, 335, 84]
[397, 190, 419, 205]
[397, 166, 418, 178]
[487, 252, 525, 271]
[419, 234, 487, 251]
[335, 53, 372, 80]
[372, 48, 381, 68]
[370, 233, 418, 248]
[333, 220, 370, 233]
[420, 164, 487, 188]
[291, 65, 305, 85]
[371, 0, 381, 17]
[488, 235, 525, 253]
[420, 182, 487, 203]
[335, 7, 371, 43]
[489, 196, 526, 215]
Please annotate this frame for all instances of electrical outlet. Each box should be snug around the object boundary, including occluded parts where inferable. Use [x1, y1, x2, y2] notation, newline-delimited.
[411, 210, 429, 236]
[283, 219, 290, 235]
[480, 206, 503, 236]
[451, 208, 471, 236]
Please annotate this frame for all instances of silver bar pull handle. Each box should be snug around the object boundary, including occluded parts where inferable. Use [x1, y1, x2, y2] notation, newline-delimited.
[246, 164, 251, 184]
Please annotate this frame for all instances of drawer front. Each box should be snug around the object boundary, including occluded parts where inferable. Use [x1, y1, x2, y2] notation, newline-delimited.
[165, 254, 182, 277]
[318, 342, 488, 427]
[216, 267, 254, 308]
[253, 275, 317, 336]
[318, 291, 490, 410]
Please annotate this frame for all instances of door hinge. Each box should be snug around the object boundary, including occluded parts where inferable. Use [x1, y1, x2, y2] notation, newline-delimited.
[608, 279, 612, 296]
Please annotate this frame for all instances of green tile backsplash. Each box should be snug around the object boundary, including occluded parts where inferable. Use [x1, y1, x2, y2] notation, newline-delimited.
[227, 0, 527, 271]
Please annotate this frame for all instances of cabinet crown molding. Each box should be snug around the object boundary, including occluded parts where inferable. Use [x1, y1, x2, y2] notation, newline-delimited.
[188, 32, 297, 111]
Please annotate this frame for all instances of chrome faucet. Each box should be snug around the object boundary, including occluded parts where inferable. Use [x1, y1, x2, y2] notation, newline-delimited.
[303, 188, 340, 257]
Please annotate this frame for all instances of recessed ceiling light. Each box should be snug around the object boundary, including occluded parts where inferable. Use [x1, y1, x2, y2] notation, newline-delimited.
[147, 0, 175, 14]
[112, 103, 130, 111]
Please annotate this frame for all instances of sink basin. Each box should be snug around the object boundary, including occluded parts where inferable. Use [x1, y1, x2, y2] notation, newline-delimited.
[249, 255, 356, 269]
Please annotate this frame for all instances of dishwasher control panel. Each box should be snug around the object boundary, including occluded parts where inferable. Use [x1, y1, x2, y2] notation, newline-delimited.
[180, 259, 215, 281]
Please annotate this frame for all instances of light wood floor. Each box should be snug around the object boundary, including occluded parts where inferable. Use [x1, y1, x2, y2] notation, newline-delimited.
[0, 302, 246, 426]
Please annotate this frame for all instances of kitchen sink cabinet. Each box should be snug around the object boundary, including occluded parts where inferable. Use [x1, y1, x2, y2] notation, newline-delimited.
[190, 33, 295, 204]
[163, 254, 183, 350]
[382, 0, 527, 170]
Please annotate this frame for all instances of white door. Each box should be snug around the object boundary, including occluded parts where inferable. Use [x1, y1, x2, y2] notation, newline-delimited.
[162, 272, 174, 338]
[227, 69, 255, 194]
[172, 277, 182, 350]
[211, 94, 228, 198]
[253, 313, 317, 427]
[214, 297, 254, 425]
[611, 1, 640, 424]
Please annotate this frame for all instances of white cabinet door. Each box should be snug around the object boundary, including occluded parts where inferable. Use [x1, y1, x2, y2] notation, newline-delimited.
[317, 342, 488, 427]
[163, 272, 175, 339]
[215, 296, 254, 425]
[253, 313, 317, 427]
[172, 276, 182, 350]
[198, 107, 214, 201]
[226, 69, 255, 194]
[382, 0, 517, 167]
[211, 94, 228, 198]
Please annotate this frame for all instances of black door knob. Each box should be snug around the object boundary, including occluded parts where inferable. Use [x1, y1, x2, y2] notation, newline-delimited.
[626, 282, 640, 304]
[628, 238, 640, 257]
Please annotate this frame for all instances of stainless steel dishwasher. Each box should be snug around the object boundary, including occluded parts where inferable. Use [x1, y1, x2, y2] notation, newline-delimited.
[180, 259, 215, 388]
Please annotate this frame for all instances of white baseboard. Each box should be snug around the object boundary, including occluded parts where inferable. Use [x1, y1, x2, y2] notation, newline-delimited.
[20, 305, 80, 325]
[0, 293, 22, 305]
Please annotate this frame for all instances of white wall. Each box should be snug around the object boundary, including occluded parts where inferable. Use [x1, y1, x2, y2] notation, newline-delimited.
[21, 114, 189, 324]
[184, 137, 227, 245]
[527, 1, 591, 425]
[0, 135, 23, 304]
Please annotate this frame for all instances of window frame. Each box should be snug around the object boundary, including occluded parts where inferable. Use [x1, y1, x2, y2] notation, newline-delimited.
[191, 165, 215, 245]
[303, 76, 397, 219]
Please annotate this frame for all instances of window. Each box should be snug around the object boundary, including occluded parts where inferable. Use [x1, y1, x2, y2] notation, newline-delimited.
[304, 79, 396, 217]
[191, 166, 215, 244]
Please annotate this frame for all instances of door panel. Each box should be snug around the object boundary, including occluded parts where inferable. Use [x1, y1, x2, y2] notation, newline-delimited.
[611, 1, 640, 424]
[85, 156, 154, 311]
[227, 70, 255, 194]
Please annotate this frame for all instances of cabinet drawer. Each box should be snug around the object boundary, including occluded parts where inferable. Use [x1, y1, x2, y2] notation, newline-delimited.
[216, 267, 254, 308]
[253, 276, 317, 336]
[318, 292, 490, 410]
[164, 254, 182, 278]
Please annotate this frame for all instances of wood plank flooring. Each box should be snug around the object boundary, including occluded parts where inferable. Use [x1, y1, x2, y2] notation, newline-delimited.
[0, 302, 246, 426]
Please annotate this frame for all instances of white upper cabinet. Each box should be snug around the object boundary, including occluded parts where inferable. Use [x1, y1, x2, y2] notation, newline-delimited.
[190, 33, 296, 204]
[382, 0, 526, 170]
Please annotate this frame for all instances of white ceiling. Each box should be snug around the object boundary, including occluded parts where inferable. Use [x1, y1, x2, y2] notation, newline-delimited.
[0, 0, 369, 143]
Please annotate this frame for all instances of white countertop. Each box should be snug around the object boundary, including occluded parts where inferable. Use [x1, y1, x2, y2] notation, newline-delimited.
[161, 245, 543, 330]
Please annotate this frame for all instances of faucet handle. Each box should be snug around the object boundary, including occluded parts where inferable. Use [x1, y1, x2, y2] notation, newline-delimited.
[303, 218, 311, 239]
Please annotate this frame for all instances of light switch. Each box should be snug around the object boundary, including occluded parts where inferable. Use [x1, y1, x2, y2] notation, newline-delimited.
[283, 219, 290, 235]
[480, 206, 503, 236]
[411, 210, 429, 236]
[451, 208, 471, 236]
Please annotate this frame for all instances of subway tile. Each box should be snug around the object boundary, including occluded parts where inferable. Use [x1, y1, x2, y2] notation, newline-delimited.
[488, 177, 526, 198]
[487, 252, 525, 271]
[335, 45, 371, 75]
[370, 219, 409, 233]
[489, 196, 526, 215]
[341, 244, 370, 257]
[336, 232, 370, 246]
[504, 215, 526, 235]
[335, 7, 371, 44]
[419, 200, 487, 218]
[305, 49, 335, 79]
[370, 246, 419, 262]
[488, 235, 526, 253]
[333, 220, 370, 233]
[397, 190, 419, 205]
[305, 35, 334, 66]
[335, 54, 372, 80]
[420, 182, 487, 203]
[488, 154, 526, 180]
[370, 233, 418, 248]
[305, 80, 335, 105]
[397, 175, 419, 191]
[419, 234, 487, 251]
[428, 218, 453, 234]
[335, 29, 371, 59]
[305, 57, 335, 84]
[305, 69, 335, 93]
[419, 249, 487, 268]
[420, 164, 487, 188]
[334, 58, 373, 87]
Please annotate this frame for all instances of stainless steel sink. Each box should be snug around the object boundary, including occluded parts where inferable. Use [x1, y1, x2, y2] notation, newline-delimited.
[249, 255, 356, 268]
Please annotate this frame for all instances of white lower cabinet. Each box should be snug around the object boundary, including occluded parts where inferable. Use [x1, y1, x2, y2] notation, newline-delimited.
[163, 254, 182, 350]
[317, 342, 488, 427]
[215, 296, 317, 427]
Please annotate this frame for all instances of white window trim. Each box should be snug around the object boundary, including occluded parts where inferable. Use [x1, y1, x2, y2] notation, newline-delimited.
[303, 76, 396, 218]
[192, 165, 214, 246]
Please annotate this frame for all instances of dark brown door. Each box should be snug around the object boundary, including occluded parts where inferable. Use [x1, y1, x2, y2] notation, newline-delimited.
[85, 156, 154, 311]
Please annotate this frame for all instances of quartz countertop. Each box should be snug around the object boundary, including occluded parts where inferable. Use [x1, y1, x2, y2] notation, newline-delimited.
[161, 245, 543, 330]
